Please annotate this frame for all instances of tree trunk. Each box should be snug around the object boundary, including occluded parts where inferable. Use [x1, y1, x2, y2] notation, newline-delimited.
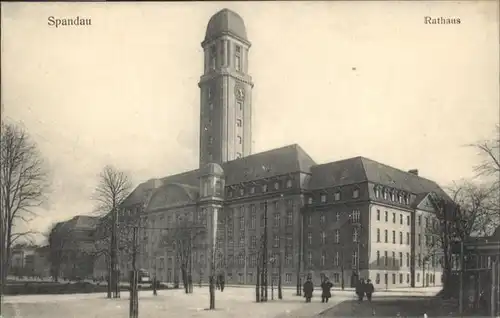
[182, 267, 188, 294]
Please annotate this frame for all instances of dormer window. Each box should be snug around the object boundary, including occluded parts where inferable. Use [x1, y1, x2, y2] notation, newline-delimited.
[250, 187, 255, 194]
[286, 180, 292, 188]
[262, 184, 268, 193]
[383, 189, 388, 200]
[274, 182, 279, 190]
[353, 188, 360, 199]
[308, 197, 313, 205]
[390, 191, 395, 201]
[239, 188, 244, 196]
[405, 195, 410, 205]
[334, 191, 341, 201]
[375, 186, 380, 198]
[320, 194, 327, 203]
[228, 189, 233, 198]
[398, 194, 403, 203]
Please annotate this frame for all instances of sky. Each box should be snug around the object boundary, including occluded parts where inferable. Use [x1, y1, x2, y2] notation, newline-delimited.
[1, 1, 499, 242]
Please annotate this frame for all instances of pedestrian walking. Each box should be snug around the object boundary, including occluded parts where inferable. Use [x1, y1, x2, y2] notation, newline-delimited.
[365, 279, 374, 301]
[218, 273, 225, 292]
[355, 278, 365, 302]
[303, 276, 314, 303]
[321, 277, 333, 303]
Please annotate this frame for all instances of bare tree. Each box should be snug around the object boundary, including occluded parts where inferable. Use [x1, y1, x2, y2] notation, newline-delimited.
[92, 165, 131, 298]
[426, 181, 497, 295]
[92, 165, 131, 216]
[469, 125, 500, 185]
[0, 122, 49, 311]
[159, 215, 207, 294]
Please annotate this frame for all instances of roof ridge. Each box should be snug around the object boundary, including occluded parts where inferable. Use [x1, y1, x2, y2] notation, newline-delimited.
[293, 143, 317, 165]
[359, 156, 436, 182]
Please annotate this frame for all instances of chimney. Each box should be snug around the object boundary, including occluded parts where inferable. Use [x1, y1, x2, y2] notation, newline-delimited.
[408, 169, 419, 176]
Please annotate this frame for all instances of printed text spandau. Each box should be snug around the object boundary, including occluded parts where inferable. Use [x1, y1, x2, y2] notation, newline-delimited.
[47, 16, 92, 28]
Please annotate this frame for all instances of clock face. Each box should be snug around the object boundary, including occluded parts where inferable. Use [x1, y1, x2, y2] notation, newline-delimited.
[235, 86, 245, 100]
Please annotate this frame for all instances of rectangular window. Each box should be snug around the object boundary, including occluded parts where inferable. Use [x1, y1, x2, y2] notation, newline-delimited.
[352, 188, 359, 198]
[321, 231, 326, 244]
[384, 251, 388, 266]
[334, 192, 341, 201]
[400, 214, 403, 225]
[384, 211, 388, 222]
[406, 232, 410, 245]
[237, 101, 243, 111]
[235, 45, 242, 71]
[392, 231, 396, 244]
[351, 210, 360, 223]
[384, 230, 388, 243]
[407, 215, 410, 225]
[308, 233, 312, 245]
[392, 212, 396, 223]
[210, 45, 216, 70]
[376, 251, 380, 265]
[334, 252, 339, 266]
[399, 252, 403, 267]
[376, 210, 380, 221]
[399, 232, 403, 244]
[320, 194, 327, 203]
[287, 211, 293, 225]
[320, 214, 326, 224]
[236, 119, 242, 127]
[376, 229, 380, 242]
[335, 230, 340, 243]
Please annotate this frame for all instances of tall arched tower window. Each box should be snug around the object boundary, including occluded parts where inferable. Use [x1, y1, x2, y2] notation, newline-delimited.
[199, 9, 254, 168]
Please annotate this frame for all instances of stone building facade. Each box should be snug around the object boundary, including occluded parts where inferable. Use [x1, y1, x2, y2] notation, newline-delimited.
[91, 8, 449, 289]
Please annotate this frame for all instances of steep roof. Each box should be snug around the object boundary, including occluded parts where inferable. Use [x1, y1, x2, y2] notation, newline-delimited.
[309, 156, 449, 199]
[223, 144, 316, 185]
[121, 144, 316, 208]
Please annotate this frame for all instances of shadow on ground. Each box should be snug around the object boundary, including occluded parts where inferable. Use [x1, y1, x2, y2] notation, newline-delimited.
[319, 296, 461, 317]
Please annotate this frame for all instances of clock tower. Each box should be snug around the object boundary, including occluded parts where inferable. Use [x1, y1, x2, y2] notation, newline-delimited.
[198, 9, 254, 168]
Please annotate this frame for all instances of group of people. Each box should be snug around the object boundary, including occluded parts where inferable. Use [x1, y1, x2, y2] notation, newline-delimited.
[302, 275, 375, 303]
[355, 278, 375, 302]
[302, 276, 334, 303]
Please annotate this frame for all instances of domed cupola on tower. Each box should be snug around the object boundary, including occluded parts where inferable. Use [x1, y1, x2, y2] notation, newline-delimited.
[199, 9, 254, 168]
[199, 162, 225, 201]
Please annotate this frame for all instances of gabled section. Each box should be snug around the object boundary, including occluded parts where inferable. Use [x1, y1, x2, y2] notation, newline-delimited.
[413, 192, 437, 212]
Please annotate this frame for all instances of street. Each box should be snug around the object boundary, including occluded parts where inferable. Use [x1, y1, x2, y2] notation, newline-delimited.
[1, 286, 441, 318]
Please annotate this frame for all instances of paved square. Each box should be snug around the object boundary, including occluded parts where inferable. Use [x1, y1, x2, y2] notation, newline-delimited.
[1, 287, 349, 318]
